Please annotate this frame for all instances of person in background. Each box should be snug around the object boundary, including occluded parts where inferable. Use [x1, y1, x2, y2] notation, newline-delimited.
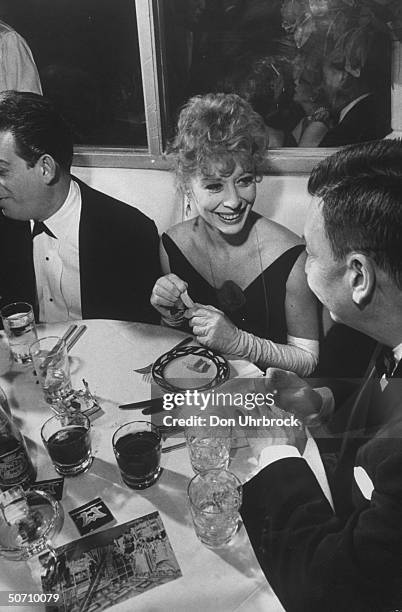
[288, 57, 332, 147]
[150, 93, 319, 375]
[240, 139, 402, 611]
[0, 16, 42, 93]
[0, 91, 160, 324]
[317, 53, 390, 147]
[218, 55, 297, 148]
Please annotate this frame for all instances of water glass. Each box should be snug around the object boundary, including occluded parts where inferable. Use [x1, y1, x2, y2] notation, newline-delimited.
[30, 336, 72, 407]
[112, 421, 162, 489]
[185, 424, 231, 474]
[187, 469, 242, 548]
[41, 412, 92, 476]
[0, 302, 37, 364]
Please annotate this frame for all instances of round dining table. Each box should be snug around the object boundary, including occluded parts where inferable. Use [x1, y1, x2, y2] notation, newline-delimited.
[0, 319, 289, 612]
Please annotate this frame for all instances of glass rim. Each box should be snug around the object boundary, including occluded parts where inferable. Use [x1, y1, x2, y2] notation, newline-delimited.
[29, 336, 66, 355]
[185, 428, 232, 440]
[40, 411, 91, 442]
[187, 468, 242, 514]
[112, 420, 161, 447]
[0, 301, 33, 317]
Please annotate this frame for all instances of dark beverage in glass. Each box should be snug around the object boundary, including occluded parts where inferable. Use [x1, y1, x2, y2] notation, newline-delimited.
[41, 414, 92, 476]
[112, 421, 161, 489]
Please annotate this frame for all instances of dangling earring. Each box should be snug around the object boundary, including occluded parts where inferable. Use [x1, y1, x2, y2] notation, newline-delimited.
[185, 191, 192, 217]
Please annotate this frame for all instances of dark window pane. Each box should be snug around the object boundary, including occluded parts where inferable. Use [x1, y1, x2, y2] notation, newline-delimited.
[162, 0, 391, 148]
[4, 0, 146, 147]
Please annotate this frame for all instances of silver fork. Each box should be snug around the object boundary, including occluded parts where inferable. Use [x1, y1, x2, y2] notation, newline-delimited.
[134, 336, 193, 383]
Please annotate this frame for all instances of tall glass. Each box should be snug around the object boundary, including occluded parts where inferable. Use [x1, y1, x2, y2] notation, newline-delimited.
[0, 302, 37, 364]
[30, 336, 72, 407]
[41, 412, 92, 476]
[187, 469, 242, 548]
[112, 421, 162, 489]
[185, 424, 231, 474]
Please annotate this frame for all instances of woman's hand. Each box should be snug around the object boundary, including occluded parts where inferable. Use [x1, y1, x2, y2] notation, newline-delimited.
[185, 304, 241, 354]
[150, 273, 189, 319]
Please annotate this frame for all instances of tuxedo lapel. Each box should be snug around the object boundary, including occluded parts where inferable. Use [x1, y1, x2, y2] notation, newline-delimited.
[331, 343, 381, 515]
[331, 345, 402, 516]
[339, 343, 382, 442]
[76, 178, 90, 317]
[73, 176, 161, 323]
[375, 361, 402, 427]
[75, 178, 104, 319]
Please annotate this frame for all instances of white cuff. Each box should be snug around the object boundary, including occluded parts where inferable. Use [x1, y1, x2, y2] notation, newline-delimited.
[287, 334, 319, 358]
[259, 445, 302, 469]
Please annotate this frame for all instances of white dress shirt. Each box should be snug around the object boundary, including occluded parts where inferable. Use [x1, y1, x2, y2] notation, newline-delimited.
[255, 343, 402, 503]
[392, 342, 402, 366]
[32, 179, 82, 322]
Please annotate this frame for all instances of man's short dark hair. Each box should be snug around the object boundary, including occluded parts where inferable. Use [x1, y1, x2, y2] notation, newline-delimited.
[0, 90, 73, 171]
[308, 139, 402, 289]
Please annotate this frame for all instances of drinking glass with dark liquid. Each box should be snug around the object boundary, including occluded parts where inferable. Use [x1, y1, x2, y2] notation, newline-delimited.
[41, 413, 92, 476]
[112, 421, 161, 489]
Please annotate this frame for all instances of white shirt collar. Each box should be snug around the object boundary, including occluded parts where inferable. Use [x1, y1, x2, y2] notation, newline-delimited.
[44, 179, 79, 239]
[392, 342, 402, 366]
[339, 93, 371, 123]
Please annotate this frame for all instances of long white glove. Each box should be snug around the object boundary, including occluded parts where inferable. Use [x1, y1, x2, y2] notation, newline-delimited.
[228, 330, 318, 376]
[187, 304, 318, 376]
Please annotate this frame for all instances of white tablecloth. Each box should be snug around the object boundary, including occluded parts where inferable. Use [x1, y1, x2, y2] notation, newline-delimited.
[0, 320, 286, 612]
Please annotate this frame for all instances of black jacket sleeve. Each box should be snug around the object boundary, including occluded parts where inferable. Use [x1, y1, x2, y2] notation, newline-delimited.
[241, 449, 402, 612]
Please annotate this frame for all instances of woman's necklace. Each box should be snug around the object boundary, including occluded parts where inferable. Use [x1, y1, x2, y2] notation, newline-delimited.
[204, 220, 270, 333]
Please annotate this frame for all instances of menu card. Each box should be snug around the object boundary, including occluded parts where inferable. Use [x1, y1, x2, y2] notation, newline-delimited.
[40, 511, 181, 611]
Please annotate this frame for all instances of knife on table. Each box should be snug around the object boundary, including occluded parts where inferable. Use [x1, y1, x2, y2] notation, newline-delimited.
[119, 397, 165, 414]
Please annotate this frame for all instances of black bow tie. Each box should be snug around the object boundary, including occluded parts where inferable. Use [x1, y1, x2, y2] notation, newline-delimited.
[32, 221, 57, 239]
[376, 347, 396, 379]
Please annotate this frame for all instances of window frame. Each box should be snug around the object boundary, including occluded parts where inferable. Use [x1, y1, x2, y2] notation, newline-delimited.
[72, 0, 397, 175]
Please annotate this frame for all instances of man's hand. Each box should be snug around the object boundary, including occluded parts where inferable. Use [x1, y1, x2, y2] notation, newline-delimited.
[216, 378, 307, 459]
[262, 368, 322, 423]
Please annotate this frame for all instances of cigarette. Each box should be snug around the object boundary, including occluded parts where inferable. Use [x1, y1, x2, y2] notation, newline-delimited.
[181, 290, 194, 308]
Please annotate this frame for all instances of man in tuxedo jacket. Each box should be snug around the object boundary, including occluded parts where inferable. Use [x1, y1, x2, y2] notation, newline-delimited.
[318, 53, 390, 147]
[0, 91, 160, 324]
[240, 139, 402, 611]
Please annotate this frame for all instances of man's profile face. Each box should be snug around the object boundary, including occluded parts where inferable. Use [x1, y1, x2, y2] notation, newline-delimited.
[0, 130, 47, 221]
[304, 198, 351, 324]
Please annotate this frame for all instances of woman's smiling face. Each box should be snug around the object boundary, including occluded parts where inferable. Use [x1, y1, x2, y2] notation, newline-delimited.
[188, 162, 256, 236]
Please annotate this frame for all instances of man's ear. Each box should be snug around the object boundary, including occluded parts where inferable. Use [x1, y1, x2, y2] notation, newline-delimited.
[346, 252, 375, 307]
[36, 154, 58, 184]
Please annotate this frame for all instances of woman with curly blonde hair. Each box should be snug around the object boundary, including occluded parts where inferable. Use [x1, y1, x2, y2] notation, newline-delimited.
[151, 93, 318, 375]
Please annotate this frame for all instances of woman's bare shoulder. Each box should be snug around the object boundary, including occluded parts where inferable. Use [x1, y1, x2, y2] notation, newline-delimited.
[254, 215, 304, 253]
[165, 218, 199, 248]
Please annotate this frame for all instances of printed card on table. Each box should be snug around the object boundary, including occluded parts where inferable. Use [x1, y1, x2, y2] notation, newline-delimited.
[31, 477, 64, 501]
[69, 497, 115, 536]
[40, 511, 181, 612]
